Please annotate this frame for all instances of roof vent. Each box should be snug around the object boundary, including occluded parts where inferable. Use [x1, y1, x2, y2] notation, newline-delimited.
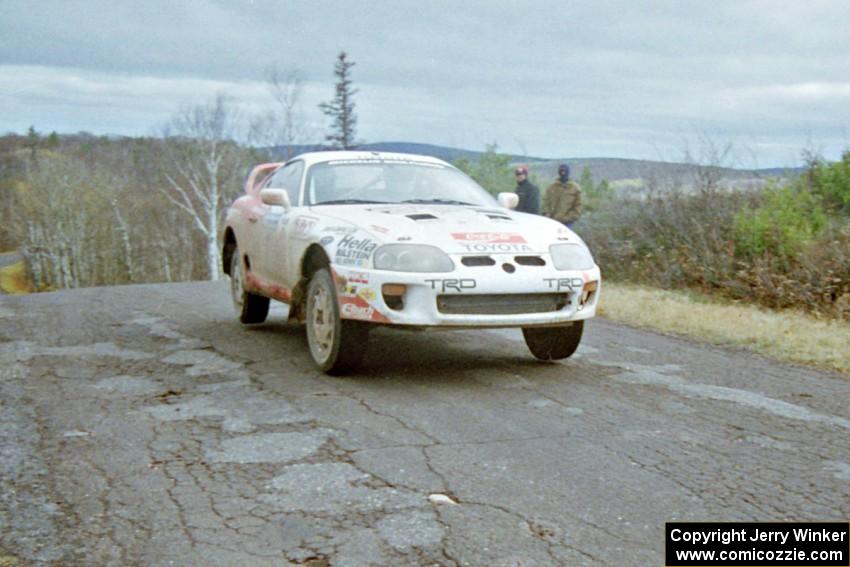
[406, 213, 438, 221]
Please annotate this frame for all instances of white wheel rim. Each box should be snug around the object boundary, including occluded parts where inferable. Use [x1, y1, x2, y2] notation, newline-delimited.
[308, 281, 335, 363]
[231, 256, 244, 309]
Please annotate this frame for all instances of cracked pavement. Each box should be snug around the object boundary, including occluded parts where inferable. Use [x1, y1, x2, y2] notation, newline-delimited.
[1, 281, 848, 566]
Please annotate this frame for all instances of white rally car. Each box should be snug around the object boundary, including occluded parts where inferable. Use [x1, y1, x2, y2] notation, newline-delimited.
[223, 151, 600, 373]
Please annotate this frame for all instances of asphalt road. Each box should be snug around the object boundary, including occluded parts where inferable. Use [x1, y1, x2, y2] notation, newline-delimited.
[1, 282, 848, 566]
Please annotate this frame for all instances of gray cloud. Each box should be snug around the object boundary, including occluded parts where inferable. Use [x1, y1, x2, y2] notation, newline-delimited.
[1, 0, 849, 163]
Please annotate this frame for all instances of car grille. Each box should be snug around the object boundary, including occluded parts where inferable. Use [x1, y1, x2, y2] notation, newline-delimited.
[437, 293, 569, 315]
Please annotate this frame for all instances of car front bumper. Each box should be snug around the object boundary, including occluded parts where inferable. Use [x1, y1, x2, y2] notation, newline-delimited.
[332, 257, 601, 328]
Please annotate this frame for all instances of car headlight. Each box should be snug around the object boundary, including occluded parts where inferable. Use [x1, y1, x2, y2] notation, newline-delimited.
[549, 243, 595, 271]
[373, 244, 454, 273]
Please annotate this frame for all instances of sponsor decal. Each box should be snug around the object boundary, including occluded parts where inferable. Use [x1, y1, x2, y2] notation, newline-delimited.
[323, 225, 357, 235]
[451, 232, 526, 243]
[425, 278, 477, 293]
[543, 277, 584, 291]
[335, 234, 378, 267]
[349, 272, 369, 284]
[342, 284, 359, 297]
[341, 302, 374, 319]
[369, 224, 390, 234]
[338, 295, 390, 323]
[357, 287, 376, 301]
[320, 236, 334, 246]
[294, 216, 317, 237]
[460, 243, 533, 253]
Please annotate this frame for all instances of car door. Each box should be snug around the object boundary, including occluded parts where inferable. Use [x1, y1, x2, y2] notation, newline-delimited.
[257, 160, 304, 286]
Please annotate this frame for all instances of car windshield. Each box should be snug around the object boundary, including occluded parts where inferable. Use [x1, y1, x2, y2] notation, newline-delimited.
[305, 159, 499, 207]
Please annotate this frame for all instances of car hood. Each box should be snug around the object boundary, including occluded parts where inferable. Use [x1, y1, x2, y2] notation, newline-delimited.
[312, 204, 579, 254]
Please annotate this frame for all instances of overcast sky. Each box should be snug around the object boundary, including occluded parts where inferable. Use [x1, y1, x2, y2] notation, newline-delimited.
[2, 0, 849, 165]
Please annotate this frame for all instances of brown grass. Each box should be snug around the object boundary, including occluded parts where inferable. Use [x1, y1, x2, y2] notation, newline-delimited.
[0, 260, 31, 294]
[599, 282, 850, 376]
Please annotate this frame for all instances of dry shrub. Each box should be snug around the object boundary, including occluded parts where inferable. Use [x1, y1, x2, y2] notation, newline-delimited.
[578, 187, 850, 321]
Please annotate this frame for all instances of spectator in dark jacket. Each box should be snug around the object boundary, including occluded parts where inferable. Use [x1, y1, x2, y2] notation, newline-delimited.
[513, 165, 540, 214]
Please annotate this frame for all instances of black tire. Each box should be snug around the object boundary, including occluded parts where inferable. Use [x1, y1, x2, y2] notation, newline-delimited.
[305, 268, 369, 374]
[230, 247, 269, 324]
[522, 321, 584, 361]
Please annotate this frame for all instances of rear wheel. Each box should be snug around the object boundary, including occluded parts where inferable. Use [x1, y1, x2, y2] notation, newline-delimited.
[306, 268, 369, 374]
[230, 247, 269, 324]
[522, 321, 584, 360]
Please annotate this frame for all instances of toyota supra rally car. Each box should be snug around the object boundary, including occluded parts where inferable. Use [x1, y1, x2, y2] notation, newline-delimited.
[223, 151, 601, 373]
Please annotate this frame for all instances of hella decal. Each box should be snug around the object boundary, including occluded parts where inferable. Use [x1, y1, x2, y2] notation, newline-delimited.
[335, 234, 378, 266]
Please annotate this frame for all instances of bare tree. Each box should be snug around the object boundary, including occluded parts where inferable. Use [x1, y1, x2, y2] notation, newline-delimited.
[158, 94, 248, 281]
[319, 51, 358, 149]
[11, 154, 108, 289]
[681, 132, 736, 195]
[251, 65, 312, 159]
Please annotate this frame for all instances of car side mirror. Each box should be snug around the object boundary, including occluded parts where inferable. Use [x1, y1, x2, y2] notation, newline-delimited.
[260, 188, 291, 209]
[497, 192, 519, 210]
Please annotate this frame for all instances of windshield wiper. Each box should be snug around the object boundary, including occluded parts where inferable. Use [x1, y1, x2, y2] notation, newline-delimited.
[400, 198, 476, 206]
[312, 199, 388, 205]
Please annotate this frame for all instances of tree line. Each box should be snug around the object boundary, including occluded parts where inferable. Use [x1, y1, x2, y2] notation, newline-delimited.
[0, 52, 360, 291]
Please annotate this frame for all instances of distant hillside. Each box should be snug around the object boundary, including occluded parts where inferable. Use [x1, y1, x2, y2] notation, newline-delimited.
[525, 157, 804, 187]
[267, 142, 804, 189]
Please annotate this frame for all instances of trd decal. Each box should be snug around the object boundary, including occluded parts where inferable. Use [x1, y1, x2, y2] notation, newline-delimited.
[424, 278, 477, 293]
[543, 277, 583, 291]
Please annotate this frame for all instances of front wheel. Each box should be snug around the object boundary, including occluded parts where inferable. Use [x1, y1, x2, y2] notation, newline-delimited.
[522, 321, 584, 361]
[230, 247, 269, 324]
[305, 268, 369, 374]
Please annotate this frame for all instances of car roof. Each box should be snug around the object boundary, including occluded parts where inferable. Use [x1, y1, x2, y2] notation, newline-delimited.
[291, 150, 451, 168]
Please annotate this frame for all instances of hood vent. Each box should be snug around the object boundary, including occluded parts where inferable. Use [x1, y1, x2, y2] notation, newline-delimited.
[476, 209, 513, 221]
[406, 213, 438, 221]
[515, 256, 546, 266]
[461, 256, 496, 267]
